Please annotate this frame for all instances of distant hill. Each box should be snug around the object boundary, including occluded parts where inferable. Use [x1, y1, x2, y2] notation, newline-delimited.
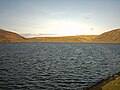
[0, 29, 30, 42]
[0, 28, 120, 43]
[30, 29, 120, 43]
[31, 35, 97, 42]
[93, 29, 120, 43]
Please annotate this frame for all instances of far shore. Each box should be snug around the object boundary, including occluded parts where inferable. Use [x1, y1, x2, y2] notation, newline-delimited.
[0, 29, 120, 43]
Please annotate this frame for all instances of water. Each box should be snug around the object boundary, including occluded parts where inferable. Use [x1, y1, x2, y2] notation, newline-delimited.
[0, 42, 120, 90]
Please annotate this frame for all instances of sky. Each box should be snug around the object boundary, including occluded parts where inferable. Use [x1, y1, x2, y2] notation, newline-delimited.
[0, 0, 120, 37]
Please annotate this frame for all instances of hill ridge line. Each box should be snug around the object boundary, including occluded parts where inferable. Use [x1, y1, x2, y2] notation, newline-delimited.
[0, 28, 120, 43]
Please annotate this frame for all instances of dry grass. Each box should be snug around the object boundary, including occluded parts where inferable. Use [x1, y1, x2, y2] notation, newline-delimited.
[0, 28, 120, 43]
[86, 72, 120, 90]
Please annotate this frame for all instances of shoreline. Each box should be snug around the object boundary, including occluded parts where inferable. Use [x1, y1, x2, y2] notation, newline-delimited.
[86, 72, 120, 90]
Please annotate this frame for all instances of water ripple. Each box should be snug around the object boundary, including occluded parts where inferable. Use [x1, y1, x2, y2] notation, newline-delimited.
[0, 42, 120, 90]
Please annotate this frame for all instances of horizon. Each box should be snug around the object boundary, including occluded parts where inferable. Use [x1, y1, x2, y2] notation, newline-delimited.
[1, 27, 119, 38]
[0, 0, 120, 37]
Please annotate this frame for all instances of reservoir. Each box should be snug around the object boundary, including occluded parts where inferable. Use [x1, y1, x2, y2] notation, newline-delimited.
[0, 42, 120, 90]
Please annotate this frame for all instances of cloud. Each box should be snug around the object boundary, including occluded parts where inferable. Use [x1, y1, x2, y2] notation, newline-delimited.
[21, 33, 56, 38]
[38, 33, 56, 35]
[80, 12, 93, 20]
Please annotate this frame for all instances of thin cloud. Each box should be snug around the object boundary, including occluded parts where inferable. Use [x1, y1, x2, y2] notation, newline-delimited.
[80, 12, 93, 20]
[21, 33, 56, 38]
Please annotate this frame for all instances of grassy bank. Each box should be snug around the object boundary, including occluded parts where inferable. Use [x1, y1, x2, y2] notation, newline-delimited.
[86, 72, 120, 90]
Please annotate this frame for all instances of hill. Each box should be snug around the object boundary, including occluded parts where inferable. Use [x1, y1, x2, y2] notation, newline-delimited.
[30, 29, 120, 43]
[0, 28, 120, 43]
[0, 29, 30, 42]
[31, 35, 97, 42]
[87, 72, 120, 90]
[93, 29, 120, 43]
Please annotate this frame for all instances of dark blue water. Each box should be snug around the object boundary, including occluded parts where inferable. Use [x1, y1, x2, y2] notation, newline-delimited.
[0, 42, 120, 90]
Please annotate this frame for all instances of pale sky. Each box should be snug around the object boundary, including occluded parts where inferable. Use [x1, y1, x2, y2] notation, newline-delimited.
[0, 0, 120, 37]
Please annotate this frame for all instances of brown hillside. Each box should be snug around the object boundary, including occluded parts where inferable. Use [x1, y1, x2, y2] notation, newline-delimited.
[30, 35, 97, 42]
[87, 72, 120, 90]
[0, 28, 120, 43]
[0, 29, 30, 42]
[93, 29, 120, 43]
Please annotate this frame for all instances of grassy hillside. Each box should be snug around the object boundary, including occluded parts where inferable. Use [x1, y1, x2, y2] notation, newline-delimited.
[93, 29, 120, 43]
[30, 35, 97, 42]
[87, 72, 120, 90]
[0, 28, 120, 43]
[0, 29, 30, 42]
